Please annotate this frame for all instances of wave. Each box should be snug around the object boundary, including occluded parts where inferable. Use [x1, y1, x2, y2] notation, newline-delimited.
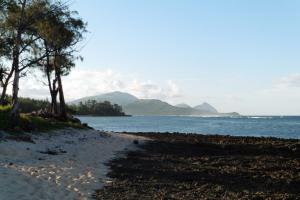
[247, 116, 274, 119]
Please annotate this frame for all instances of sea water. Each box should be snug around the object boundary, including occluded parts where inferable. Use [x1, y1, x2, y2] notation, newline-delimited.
[78, 116, 300, 139]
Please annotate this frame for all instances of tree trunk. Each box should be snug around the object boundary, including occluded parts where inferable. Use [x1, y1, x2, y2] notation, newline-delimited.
[10, 0, 27, 120]
[54, 53, 67, 120]
[45, 43, 59, 116]
[11, 64, 20, 118]
[0, 83, 9, 105]
[10, 42, 21, 118]
[0, 67, 14, 105]
[46, 67, 59, 115]
[51, 90, 58, 115]
[56, 70, 66, 120]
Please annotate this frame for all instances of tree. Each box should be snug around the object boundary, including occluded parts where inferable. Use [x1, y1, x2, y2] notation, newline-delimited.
[0, 0, 13, 105]
[2, 0, 49, 118]
[69, 100, 126, 116]
[0, 0, 83, 120]
[0, 0, 86, 124]
[35, 2, 86, 119]
[52, 12, 86, 120]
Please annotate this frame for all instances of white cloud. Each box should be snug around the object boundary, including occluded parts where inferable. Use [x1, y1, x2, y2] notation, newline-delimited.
[273, 73, 300, 89]
[243, 73, 300, 115]
[16, 71, 50, 100]
[17, 69, 181, 102]
[128, 79, 181, 100]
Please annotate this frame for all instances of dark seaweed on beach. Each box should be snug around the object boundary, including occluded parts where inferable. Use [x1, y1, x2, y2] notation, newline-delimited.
[38, 148, 67, 155]
[95, 133, 300, 200]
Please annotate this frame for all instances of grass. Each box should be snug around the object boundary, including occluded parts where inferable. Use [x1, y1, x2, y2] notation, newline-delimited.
[0, 105, 86, 133]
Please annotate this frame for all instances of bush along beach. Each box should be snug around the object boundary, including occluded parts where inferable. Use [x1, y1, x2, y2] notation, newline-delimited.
[68, 100, 127, 116]
[0, 103, 87, 132]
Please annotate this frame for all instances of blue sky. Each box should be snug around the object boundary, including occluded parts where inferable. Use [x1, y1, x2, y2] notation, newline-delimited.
[22, 0, 300, 115]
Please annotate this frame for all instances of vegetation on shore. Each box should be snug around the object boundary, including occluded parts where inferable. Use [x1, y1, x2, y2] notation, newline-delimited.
[69, 100, 126, 116]
[0, 104, 86, 132]
[5, 96, 50, 113]
[0, 96, 126, 132]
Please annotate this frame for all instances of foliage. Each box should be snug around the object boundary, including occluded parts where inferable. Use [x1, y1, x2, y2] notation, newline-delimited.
[0, 97, 126, 132]
[3, 96, 50, 112]
[0, 0, 87, 120]
[19, 114, 85, 132]
[33, 0, 87, 118]
[2, 96, 126, 117]
[0, 104, 12, 129]
[0, 104, 85, 131]
[70, 100, 126, 116]
[19, 97, 50, 113]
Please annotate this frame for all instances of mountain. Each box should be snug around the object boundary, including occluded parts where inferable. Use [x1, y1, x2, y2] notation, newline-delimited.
[70, 91, 239, 116]
[123, 99, 197, 116]
[194, 102, 218, 114]
[175, 103, 192, 109]
[69, 91, 138, 106]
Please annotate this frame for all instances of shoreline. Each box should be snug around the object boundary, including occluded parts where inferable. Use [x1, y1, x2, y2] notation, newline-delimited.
[115, 131, 300, 141]
[95, 132, 300, 199]
[75, 115, 132, 117]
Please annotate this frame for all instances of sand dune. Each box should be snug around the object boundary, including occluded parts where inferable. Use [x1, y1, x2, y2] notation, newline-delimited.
[0, 129, 146, 200]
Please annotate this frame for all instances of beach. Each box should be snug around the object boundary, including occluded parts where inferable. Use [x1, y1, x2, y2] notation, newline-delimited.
[95, 132, 300, 200]
[1, 129, 300, 199]
[0, 129, 147, 200]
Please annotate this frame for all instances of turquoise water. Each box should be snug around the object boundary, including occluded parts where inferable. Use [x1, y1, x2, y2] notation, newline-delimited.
[78, 116, 300, 139]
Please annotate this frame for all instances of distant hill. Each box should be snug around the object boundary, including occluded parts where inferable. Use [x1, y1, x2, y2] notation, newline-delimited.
[194, 102, 218, 114]
[124, 99, 197, 116]
[69, 91, 138, 106]
[70, 91, 239, 116]
[175, 103, 192, 109]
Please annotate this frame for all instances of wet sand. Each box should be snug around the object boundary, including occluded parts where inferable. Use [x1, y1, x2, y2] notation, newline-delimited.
[95, 132, 300, 200]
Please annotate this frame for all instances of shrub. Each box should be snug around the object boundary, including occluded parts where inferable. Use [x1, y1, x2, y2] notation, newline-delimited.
[0, 105, 12, 129]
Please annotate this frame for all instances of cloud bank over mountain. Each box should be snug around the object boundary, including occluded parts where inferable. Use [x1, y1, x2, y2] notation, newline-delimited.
[18, 69, 181, 102]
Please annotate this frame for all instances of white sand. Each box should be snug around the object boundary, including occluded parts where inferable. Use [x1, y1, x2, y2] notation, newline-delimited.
[0, 129, 147, 200]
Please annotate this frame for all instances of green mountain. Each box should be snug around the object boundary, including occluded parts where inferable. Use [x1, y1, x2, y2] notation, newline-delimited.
[69, 91, 138, 106]
[70, 91, 239, 116]
[123, 99, 198, 116]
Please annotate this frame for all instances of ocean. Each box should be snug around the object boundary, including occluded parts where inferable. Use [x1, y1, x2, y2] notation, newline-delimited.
[78, 116, 300, 139]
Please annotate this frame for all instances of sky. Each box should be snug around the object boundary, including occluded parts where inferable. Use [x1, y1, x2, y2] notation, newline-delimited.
[20, 0, 300, 115]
